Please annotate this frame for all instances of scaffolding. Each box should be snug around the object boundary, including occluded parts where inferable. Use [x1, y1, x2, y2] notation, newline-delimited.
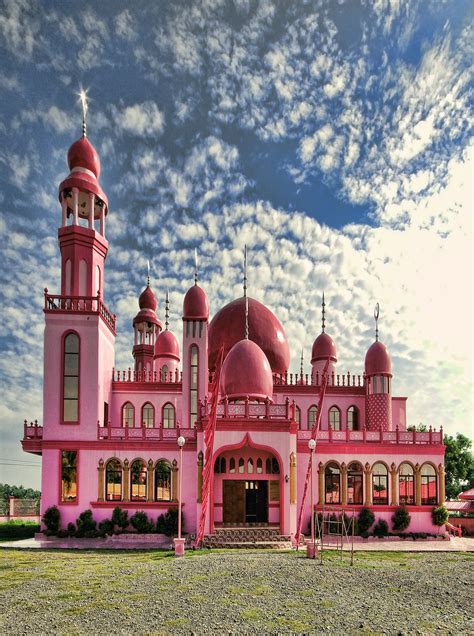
[314, 506, 355, 565]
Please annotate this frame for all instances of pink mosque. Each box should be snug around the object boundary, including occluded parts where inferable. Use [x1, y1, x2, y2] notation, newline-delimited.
[22, 119, 446, 543]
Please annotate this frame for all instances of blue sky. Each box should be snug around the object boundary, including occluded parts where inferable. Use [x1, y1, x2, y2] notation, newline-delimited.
[0, 0, 472, 488]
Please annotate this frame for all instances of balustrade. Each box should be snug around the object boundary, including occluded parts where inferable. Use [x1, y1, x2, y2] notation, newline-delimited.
[44, 289, 116, 334]
[113, 367, 183, 383]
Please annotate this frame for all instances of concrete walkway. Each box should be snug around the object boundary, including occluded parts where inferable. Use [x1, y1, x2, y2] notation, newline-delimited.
[1, 536, 473, 551]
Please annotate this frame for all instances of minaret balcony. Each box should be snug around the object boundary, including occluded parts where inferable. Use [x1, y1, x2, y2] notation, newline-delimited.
[44, 289, 116, 335]
[21, 420, 43, 455]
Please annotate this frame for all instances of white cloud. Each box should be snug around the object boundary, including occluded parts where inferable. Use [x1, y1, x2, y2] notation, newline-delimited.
[114, 102, 165, 137]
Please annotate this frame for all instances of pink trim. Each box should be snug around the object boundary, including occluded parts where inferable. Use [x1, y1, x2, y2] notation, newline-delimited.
[90, 501, 180, 509]
[296, 442, 445, 454]
[60, 330, 81, 425]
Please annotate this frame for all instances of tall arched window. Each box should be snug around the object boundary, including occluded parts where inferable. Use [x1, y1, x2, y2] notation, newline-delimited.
[142, 403, 154, 428]
[271, 458, 280, 474]
[347, 462, 363, 504]
[247, 458, 254, 473]
[238, 457, 245, 474]
[421, 464, 437, 505]
[399, 463, 414, 505]
[308, 405, 317, 430]
[329, 406, 341, 431]
[256, 458, 263, 474]
[155, 460, 171, 501]
[162, 403, 175, 428]
[63, 333, 79, 422]
[160, 364, 169, 382]
[190, 345, 198, 426]
[130, 459, 147, 501]
[106, 459, 122, 501]
[294, 406, 301, 427]
[372, 463, 388, 505]
[325, 462, 341, 504]
[122, 402, 134, 427]
[229, 457, 236, 474]
[347, 406, 359, 431]
[266, 458, 272, 474]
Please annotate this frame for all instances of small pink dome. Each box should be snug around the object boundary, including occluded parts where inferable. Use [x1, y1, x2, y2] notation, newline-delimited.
[67, 136, 101, 178]
[220, 339, 273, 402]
[183, 285, 209, 320]
[365, 341, 392, 376]
[139, 285, 157, 311]
[154, 330, 180, 360]
[311, 332, 337, 364]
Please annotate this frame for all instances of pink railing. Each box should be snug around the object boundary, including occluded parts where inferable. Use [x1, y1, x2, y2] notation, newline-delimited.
[44, 289, 116, 334]
[200, 397, 293, 420]
[273, 370, 365, 387]
[23, 420, 43, 440]
[97, 422, 196, 441]
[298, 425, 443, 445]
[113, 368, 182, 383]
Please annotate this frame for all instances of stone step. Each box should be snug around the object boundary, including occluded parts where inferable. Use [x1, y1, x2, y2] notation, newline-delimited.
[202, 539, 293, 550]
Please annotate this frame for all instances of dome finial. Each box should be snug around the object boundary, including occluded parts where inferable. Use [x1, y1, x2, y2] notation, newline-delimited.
[165, 290, 170, 331]
[244, 244, 249, 339]
[321, 291, 326, 333]
[146, 259, 151, 287]
[78, 87, 89, 138]
[194, 248, 198, 285]
[300, 348, 304, 376]
[374, 302, 380, 341]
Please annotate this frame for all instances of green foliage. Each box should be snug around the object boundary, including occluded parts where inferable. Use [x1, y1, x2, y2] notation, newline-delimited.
[373, 519, 389, 537]
[67, 522, 76, 537]
[98, 518, 114, 535]
[156, 508, 181, 536]
[357, 507, 375, 535]
[444, 433, 474, 500]
[0, 521, 40, 539]
[432, 505, 449, 526]
[111, 506, 129, 530]
[0, 483, 41, 516]
[76, 510, 97, 537]
[130, 511, 154, 533]
[57, 528, 69, 538]
[407, 424, 427, 432]
[42, 506, 60, 534]
[392, 506, 411, 531]
[341, 512, 358, 536]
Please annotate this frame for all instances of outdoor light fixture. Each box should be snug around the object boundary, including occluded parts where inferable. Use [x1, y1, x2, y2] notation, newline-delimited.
[307, 438, 317, 559]
[174, 435, 186, 556]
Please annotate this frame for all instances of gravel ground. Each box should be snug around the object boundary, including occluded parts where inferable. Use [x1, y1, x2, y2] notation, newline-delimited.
[0, 549, 472, 635]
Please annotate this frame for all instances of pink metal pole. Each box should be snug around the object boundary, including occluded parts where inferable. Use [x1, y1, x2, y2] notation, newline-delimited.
[310, 450, 315, 556]
[178, 444, 183, 540]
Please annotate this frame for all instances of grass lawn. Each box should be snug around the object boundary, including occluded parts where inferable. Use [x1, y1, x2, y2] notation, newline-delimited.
[0, 548, 472, 634]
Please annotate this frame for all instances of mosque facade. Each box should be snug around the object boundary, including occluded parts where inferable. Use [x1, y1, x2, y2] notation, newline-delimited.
[22, 122, 446, 541]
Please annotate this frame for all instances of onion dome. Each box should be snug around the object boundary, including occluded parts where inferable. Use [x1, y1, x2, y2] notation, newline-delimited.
[139, 284, 157, 312]
[183, 284, 209, 320]
[209, 297, 290, 374]
[311, 332, 337, 364]
[67, 136, 101, 178]
[365, 341, 392, 376]
[154, 330, 180, 360]
[220, 339, 273, 402]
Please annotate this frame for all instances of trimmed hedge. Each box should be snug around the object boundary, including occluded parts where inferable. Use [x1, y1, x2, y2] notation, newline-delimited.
[0, 521, 40, 539]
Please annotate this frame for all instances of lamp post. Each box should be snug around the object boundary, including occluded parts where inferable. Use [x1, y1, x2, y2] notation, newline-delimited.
[307, 438, 317, 559]
[174, 435, 186, 556]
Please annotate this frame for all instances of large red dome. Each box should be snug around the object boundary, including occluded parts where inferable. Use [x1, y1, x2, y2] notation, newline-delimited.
[154, 330, 180, 360]
[365, 341, 392, 376]
[209, 297, 290, 374]
[220, 339, 273, 402]
[311, 332, 337, 363]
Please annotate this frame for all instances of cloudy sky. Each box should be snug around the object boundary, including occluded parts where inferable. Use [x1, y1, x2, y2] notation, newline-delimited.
[0, 0, 472, 489]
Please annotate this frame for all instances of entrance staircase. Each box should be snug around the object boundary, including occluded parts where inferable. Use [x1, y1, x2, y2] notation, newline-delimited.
[202, 526, 294, 549]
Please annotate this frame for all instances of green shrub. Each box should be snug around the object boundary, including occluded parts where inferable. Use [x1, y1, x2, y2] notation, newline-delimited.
[57, 528, 69, 538]
[392, 506, 411, 532]
[42, 506, 60, 534]
[432, 505, 449, 526]
[373, 519, 389, 537]
[130, 511, 154, 533]
[67, 522, 76, 537]
[341, 512, 358, 536]
[111, 506, 129, 531]
[0, 521, 40, 539]
[156, 508, 181, 536]
[357, 507, 375, 535]
[98, 518, 114, 535]
[84, 529, 100, 539]
[76, 510, 97, 535]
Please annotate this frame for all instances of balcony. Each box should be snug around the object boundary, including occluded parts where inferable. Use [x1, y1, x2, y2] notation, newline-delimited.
[297, 426, 444, 445]
[97, 423, 196, 442]
[21, 420, 43, 454]
[113, 368, 182, 385]
[44, 289, 116, 335]
[200, 399, 293, 420]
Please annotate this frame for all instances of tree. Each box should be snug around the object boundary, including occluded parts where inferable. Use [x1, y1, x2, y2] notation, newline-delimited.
[444, 433, 474, 500]
[0, 483, 41, 515]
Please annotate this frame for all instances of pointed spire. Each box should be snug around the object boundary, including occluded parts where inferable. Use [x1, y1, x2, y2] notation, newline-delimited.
[194, 248, 198, 285]
[165, 290, 170, 330]
[243, 244, 248, 298]
[78, 88, 88, 137]
[146, 260, 150, 287]
[374, 302, 380, 341]
[244, 245, 249, 339]
[321, 291, 326, 333]
[300, 348, 304, 377]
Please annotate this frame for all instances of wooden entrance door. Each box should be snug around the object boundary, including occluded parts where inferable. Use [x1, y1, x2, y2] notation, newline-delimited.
[223, 480, 245, 524]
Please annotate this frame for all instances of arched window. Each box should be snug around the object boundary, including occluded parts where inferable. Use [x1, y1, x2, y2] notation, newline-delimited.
[130, 459, 147, 501]
[421, 464, 437, 505]
[122, 402, 134, 427]
[63, 333, 79, 422]
[142, 403, 154, 428]
[79, 259, 87, 296]
[256, 458, 263, 474]
[308, 405, 317, 430]
[399, 463, 414, 505]
[229, 458, 236, 474]
[294, 406, 301, 427]
[214, 457, 226, 473]
[247, 458, 254, 473]
[190, 345, 198, 427]
[162, 403, 175, 428]
[372, 463, 388, 505]
[347, 406, 359, 431]
[160, 364, 168, 382]
[155, 460, 171, 501]
[266, 458, 272, 474]
[238, 457, 245, 474]
[347, 462, 363, 504]
[220, 457, 226, 473]
[325, 462, 341, 504]
[271, 457, 280, 474]
[106, 459, 122, 501]
[329, 406, 341, 431]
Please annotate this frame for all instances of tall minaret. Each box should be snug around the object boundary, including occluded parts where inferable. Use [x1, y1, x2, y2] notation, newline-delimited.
[364, 304, 393, 431]
[311, 293, 337, 381]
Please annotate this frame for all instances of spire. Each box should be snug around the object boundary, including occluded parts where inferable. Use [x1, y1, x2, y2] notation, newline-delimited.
[194, 248, 198, 285]
[244, 244, 249, 339]
[374, 302, 380, 341]
[321, 291, 326, 333]
[300, 348, 304, 377]
[165, 290, 170, 330]
[147, 259, 150, 287]
[78, 87, 88, 138]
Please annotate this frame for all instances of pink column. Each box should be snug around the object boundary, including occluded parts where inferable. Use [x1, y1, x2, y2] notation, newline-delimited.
[72, 188, 79, 225]
[88, 193, 95, 229]
[61, 197, 67, 227]
[100, 206, 105, 236]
